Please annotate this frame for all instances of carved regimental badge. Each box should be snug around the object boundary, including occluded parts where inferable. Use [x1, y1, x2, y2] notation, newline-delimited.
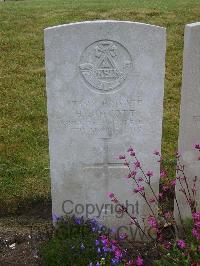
[79, 40, 133, 93]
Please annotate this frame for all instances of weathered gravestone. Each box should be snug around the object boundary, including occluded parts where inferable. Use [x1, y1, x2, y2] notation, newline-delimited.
[175, 23, 200, 224]
[44, 21, 166, 238]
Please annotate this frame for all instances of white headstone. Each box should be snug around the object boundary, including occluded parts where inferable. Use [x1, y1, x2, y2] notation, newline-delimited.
[175, 23, 200, 224]
[44, 21, 166, 239]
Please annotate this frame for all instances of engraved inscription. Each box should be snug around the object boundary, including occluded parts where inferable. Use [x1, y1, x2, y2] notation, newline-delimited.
[193, 115, 200, 127]
[79, 40, 133, 93]
[64, 96, 143, 137]
[193, 116, 200, 121]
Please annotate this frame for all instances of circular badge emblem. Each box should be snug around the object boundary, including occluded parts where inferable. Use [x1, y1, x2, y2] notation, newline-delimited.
[79, 40, 133, 93]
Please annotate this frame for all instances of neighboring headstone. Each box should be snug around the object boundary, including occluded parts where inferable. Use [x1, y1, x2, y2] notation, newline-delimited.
[175, 23, 200, 224]
[44, 21, 166, 239]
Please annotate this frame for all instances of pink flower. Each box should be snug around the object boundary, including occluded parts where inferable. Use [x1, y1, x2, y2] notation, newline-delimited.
[192, 186, 197, 193]
[99, 235, 110, 247]
[146, 170, 153, 177]
[194, 143, 200, 149]
[170, 180, 176, 186]
[127, 147, 134, 152]
[107, 192, 115, 198]
[126, 260, 134, 266]
[134, 161, 141, 169]
[177, 240, 186, 249]
[115, 248, 123, 259]
[194, 221, 200, 228]
[164, 211, 172, 219]
[153, 150, 160, 156]
[163, 242, 172, 250]
[107, 192, 119, 203]
[133, 186, 144, 193]
[119, 155, 125, 160]
[175, 151, 181, 158]
[137, 177, 143, 182]
[162, 185, 169, 192]
[129, 217, 136, 225]
[160, 170, 167, 179]
[111, 197, 118, 203]
[111, 244, 117, 252]
[136, 256, 143, 266]
[101, 238, 109, 246]
[197, 245, 200, 252]
[147, 216, 157, 228]
[158, 193, 163, 200]
[131, 170, 137, 177]
[157, 231, 164, 242]
[124, 173, 132, 179]
[149, 197, 156, 203]
[192, 228, 200, 240]
[192, 213, 200, 220]
[130, 151, 136, 156]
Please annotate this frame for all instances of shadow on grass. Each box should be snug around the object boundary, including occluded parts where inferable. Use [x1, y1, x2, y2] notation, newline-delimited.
[0, 196, 52, 219]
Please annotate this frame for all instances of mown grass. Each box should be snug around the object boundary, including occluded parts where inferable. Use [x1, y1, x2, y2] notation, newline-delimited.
[0, 0, 200, 213]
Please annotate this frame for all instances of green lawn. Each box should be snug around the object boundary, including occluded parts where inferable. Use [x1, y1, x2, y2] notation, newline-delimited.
[0, 0, 200, 213]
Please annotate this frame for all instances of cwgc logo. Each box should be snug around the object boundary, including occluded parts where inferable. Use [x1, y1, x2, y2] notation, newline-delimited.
[79, 40, 133, 93]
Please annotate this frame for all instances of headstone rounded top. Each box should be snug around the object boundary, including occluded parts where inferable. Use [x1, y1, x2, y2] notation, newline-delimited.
[186, 22, 200, 28]
[44, 20, 165, 32]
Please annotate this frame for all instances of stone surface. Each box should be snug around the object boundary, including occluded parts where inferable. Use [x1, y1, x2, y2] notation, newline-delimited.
[175, 23, 200, 224]
[44, 20, 166, 238]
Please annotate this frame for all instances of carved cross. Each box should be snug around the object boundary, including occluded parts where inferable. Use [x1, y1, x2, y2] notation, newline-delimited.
[84, 138, 124, 175]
